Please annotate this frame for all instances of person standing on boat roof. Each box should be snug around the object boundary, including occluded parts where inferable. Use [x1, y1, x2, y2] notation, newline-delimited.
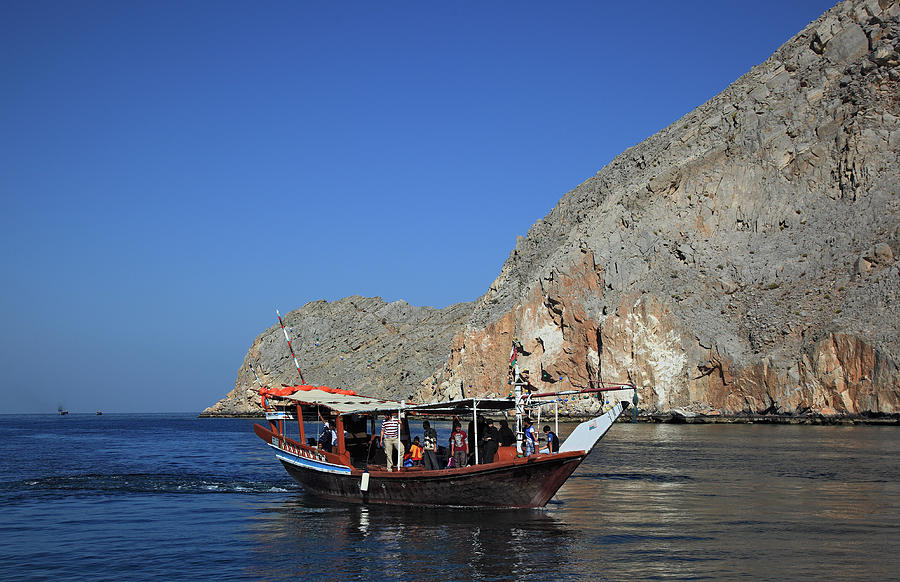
[523, 419, 536, 456]
[449, 421, 468, 468]
[381, 413, 403, 472]
[421, 420, 440, 470]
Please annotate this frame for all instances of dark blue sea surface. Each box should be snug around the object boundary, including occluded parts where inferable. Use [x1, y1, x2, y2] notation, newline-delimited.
[1, 414, 898, 581]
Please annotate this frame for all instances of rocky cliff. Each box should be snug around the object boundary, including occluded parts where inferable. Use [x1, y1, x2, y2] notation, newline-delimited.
[202, 297, 473, 416]
[206, 0, 899, 418]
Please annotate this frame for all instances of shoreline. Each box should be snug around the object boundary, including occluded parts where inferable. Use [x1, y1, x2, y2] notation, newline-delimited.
[197, 411, 900, 425]
[639, 413, 900, 425]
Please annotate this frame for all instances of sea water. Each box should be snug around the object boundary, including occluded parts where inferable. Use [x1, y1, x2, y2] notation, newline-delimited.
[1, 414, 898, 581]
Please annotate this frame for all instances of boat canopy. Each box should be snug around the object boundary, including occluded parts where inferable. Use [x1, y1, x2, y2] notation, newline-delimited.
[271, 388, 516, 417]
[404, 398, 516, 416]
[278, 388, 402, 414]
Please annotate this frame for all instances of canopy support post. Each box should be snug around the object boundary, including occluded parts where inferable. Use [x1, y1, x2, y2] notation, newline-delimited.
[336, 414, 346, 456]
[297, 404, 305, 445]
[473, 400, 479, 465]
[555, 399, 559, 438]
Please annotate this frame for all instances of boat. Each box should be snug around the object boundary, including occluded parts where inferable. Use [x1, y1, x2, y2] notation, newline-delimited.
[254, 382, 635, 508]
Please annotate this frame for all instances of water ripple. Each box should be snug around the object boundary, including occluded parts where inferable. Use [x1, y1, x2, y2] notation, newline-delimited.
[601, 533, 715, 543]
[574, 471, 694, 482]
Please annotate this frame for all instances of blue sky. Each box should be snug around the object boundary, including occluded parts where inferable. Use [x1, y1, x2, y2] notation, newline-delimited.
[1, 1, 836, 413]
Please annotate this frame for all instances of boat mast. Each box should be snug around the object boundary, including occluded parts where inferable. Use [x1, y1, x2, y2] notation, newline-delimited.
[276, 307, 305, 384]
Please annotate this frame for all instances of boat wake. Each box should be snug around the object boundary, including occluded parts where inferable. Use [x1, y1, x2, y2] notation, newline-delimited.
[1, 472, 292, 499]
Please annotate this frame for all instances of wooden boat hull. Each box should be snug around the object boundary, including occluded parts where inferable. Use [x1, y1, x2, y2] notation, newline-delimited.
[255, 401, 628, 508]
[255, 423, 587, 508]
[283, 451, 585, 508]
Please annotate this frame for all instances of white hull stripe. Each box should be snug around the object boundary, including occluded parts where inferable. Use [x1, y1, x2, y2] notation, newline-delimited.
[270, 445, 352, 475]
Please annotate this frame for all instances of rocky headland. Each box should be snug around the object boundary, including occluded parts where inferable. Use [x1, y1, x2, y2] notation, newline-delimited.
[202, 297, 475, 416]
[204, 0, 899, 421]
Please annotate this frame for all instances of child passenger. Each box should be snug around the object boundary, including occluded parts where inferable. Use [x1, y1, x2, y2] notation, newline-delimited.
[410, 436, 424, 466]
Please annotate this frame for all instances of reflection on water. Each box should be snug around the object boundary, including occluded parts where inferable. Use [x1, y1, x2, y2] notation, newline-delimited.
[246, 423, 900, 581]
[247, 496, 576, 580]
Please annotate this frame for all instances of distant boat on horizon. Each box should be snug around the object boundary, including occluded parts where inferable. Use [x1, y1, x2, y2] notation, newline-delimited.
[96, 411, 102, 415]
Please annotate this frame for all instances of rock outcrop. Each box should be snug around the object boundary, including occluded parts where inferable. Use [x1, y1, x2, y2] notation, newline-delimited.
[206, 0, 899, 418]
[202, 297, 473, 416]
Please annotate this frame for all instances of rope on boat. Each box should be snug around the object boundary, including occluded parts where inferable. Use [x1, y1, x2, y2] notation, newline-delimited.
[248, 362, 266, 388]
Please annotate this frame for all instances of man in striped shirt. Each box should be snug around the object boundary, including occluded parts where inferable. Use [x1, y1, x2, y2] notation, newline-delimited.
[381, 413, 404, 472]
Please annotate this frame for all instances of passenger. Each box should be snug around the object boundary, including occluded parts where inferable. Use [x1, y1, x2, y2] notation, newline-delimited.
[543, 425, 560, 453]
[468, 418, 485, 465]
[481, 418, 500, 463]
[318, 419, 334, 453]
[399, 416, 411, 451]
[449, 421, 468, 468]
[477, 416, 486, 459]
[421, 420, 440, 470]
[367, 433, 382, 463]
[409, 436, 423, 466]
[381, 413, 403, 472]
[498, 419, 515, 446]
[523, 419, 536, 456]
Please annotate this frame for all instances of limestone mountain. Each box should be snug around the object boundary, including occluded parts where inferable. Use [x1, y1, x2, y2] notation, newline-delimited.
[202, 297, 474, 416]
[205, 0, 899, 418]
